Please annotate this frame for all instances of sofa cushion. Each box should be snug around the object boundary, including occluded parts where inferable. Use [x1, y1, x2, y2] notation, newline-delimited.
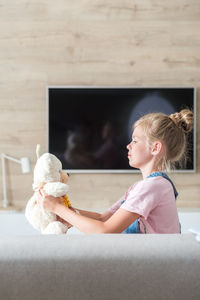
[0, 234, 199, 300]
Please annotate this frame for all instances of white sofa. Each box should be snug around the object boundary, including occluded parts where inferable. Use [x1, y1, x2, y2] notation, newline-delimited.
[0, 234, 200, 300]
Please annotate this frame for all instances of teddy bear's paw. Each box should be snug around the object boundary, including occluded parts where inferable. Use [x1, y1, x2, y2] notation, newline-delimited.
[42, 221, 68, 234]
[44, 182, 69, 197]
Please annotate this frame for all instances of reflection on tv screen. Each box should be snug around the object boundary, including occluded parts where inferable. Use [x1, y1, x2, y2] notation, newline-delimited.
[48, 87, 195, 173]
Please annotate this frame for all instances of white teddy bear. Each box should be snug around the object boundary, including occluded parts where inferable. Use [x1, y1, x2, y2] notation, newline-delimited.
[25, 149, 71, 234]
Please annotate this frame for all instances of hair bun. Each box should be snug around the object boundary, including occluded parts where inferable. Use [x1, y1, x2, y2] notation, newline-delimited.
[169, 109, 193, 133]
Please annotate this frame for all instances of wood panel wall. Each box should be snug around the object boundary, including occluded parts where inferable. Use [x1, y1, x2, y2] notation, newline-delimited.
[0, 0, 200, 211]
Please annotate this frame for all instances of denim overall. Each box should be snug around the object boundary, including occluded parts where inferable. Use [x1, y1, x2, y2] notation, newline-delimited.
[122, 172, 179, 234]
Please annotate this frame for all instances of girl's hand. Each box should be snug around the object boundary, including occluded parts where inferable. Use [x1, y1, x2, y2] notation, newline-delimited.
[37, 189, 63, 213]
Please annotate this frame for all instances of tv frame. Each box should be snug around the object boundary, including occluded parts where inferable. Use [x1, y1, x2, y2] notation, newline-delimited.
[47, 86, 196, 174]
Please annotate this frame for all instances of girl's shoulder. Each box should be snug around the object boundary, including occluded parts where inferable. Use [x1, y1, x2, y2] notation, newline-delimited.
[145, 175, 172, 186]
[146, 175, 173, 188]
[130, 176, 172, 194]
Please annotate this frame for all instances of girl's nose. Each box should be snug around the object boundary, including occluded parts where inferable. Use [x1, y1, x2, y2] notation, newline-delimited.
[127, 143, 130, 150]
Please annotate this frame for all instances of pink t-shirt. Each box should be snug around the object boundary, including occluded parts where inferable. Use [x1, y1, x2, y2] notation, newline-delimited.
[109, 176, 180, 234]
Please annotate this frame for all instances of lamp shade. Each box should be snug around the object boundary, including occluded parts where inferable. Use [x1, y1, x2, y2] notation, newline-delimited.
[20, 157, 31, 174]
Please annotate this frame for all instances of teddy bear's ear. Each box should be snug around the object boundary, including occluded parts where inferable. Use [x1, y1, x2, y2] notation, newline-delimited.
[36, 144, 41, 160]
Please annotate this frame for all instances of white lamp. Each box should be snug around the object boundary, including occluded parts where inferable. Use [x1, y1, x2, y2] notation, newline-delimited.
[1, 153, 31, 210]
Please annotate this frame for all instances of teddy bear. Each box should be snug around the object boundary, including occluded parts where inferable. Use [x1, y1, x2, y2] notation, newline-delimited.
[25, 148, 71, 234]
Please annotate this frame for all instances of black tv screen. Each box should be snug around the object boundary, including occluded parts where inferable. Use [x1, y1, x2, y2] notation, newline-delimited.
[47, 87, 196, 173]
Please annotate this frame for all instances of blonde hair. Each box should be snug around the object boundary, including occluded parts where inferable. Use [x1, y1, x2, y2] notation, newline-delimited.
[133, 109, 193, 171]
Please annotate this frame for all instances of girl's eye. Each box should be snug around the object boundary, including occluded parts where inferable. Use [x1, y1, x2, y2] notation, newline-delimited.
[132, 140, 137, 144]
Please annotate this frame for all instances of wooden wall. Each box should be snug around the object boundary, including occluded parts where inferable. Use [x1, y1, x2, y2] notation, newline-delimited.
[0, 0, 200, 211]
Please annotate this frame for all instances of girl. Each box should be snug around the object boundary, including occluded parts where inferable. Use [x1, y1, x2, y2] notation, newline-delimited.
[37, 109, 193, 234]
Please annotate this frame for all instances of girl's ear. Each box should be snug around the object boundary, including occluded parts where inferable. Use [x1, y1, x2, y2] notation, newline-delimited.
[151, 141, 163, 155]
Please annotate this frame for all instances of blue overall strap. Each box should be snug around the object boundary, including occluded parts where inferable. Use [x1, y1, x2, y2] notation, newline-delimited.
[147, 172, 178, 199]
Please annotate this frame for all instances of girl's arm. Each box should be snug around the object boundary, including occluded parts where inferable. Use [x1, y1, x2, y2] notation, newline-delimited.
[57, 208, 112, 228]
[37, 191, 139, 233]
[72, 207, 112, 222]
[56, 205, 139, 233]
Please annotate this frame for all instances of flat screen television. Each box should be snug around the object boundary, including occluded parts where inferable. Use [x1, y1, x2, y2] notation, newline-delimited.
[47, 87, 196, 173]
